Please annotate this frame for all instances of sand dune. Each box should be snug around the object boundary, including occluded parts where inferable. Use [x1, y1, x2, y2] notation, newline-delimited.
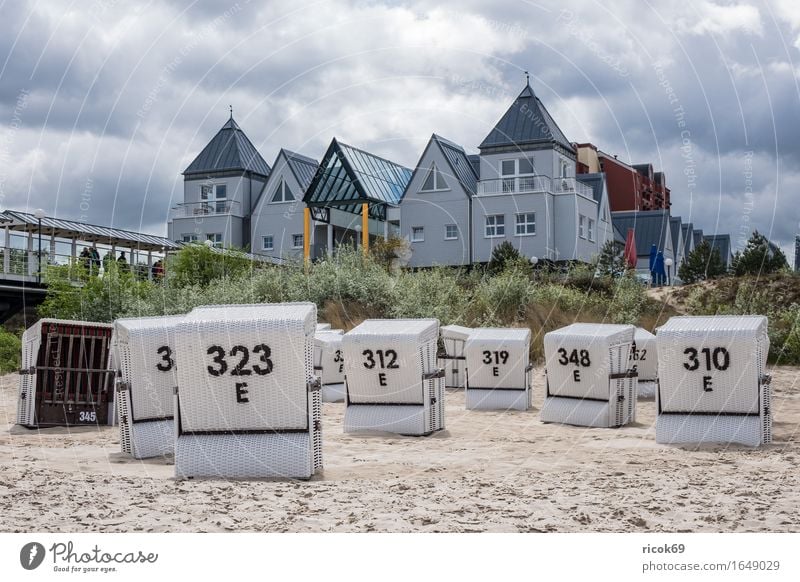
[1, 369, 798, 533]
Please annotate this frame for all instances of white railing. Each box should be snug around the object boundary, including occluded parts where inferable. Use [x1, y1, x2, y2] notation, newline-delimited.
[477, 175, 595, 199]
[169, 200, 241, 219]
[0, 247, 162, 283]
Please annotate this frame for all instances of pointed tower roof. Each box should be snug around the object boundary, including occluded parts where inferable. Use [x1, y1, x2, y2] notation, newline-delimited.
[479, 81, 574, 154]
[183, 115, 271, 178]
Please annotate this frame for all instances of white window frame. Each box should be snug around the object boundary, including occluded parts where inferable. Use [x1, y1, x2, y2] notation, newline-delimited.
[419, 163, 448, 192]
[206, 233, 223, 248]
[560, 160, 569, 178]
[271, 178, 295, 203]
[262, 235, 274, 251]
[292, 234, 304, 249]
[181, 234, 198, 243]
[578, 215, 586, 239]
[587, 218, 595, 242]
[515, 212, 536, 236]
[411, 227, 425, 242]
[500, 157, 536, 177]
[485, 214, 505, 238]
[444, 224, 458, 240]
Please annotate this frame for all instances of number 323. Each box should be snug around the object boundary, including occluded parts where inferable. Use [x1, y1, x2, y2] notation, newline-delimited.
[206, 344, 273, 377]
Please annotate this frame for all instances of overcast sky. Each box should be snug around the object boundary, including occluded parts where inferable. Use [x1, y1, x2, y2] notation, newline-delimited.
[1, 0, 798, 255]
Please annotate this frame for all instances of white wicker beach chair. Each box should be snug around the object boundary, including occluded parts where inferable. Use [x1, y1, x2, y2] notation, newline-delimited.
[113, 315, 183, 459]
[173, 302, 322, 479]
[540, 323, 637, 428]
[464, 328, 533, 411]
[316, 323, 331, 331]
[314, 331, 345, 402]
[343, 319, 444, 436]
[632, 328, 658, 398]
[438, 325, 472, 389]
[17, 319, 115, 428]
[655, 315, 771, 447]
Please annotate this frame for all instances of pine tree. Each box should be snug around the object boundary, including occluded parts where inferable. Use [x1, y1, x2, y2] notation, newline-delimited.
[596, 240, 626, 277]
[488, 241, 523, 275]
[678, 240, 726, 284]
[731, 230, 788, 276]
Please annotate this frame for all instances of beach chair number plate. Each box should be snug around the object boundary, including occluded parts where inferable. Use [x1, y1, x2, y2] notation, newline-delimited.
[682, 346, 731, 392]
[156, 346, 175, 372]
[204, 344, 275, 404]
[482, 350, 509, 377]
[557, 348, 591, 382]
[334, 349, 344, 374]
[362, 349, 399, 387]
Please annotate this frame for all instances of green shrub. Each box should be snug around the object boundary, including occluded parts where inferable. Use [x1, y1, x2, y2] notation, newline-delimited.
[0, 327, 21, 374]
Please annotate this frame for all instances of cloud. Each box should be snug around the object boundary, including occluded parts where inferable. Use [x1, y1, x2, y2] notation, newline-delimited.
[0, 0, 798, 255]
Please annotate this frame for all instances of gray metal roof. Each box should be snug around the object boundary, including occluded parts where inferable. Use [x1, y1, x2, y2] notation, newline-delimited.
[479, 82, 574, 153]
[467, 154, 480, 179]
[681, 222, 693, 258]
[613, 222, 626, 244]
[611, 210, 672, 256]
[183, 117, 271, 178]
[704, 234, 731, 266]
[432, 134, 478, 195]
[0, 210, 181, 251]
[693, 229, 705, 248]
[282, 149, 319, 191]
[576, 173, 605, 203]
[669, 216, 683, 255]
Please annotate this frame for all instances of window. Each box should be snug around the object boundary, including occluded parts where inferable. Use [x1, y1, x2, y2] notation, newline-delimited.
[262, 235, 274, 251]
[485, 214, 505, 238]
[518, 157, 535, 175]
[411, 227, 425, 242]
[181, 234, 198, 243]
[578, 215, 586, 239]
[587, 219, 595, 242]
[271, 179, 295, 203]
[420, 163, 448, 191]
[501, 160, 516, 176]
[515, 212, 536, 236]
[292, 234, 304, 249]
[201, 183, 227, 212]
[560, 160, 569, 178]
[445, 224, 458, 240]
[206, 233, 222, 248]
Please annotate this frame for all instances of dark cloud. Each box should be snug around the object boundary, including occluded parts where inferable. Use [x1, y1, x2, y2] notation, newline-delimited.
[1, 0, 798, 254]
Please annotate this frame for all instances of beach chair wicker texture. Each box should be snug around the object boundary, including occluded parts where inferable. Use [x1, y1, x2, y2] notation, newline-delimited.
[655, 315, 770, 446]
[16, 319, 115, 428]
[540, 323, 637, 428]
[464, 328, 532, 411]
[343, 319, 445, 435]
[173, 302, 322, 479]
[314, 331, 346, 402]
[439, 325, 472, 389]
[632, 328, 658, 398]
[113, 315, 183, 459]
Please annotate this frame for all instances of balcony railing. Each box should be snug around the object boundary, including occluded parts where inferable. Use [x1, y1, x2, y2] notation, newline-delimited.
[169, 200, 241, 219]
[477, 175, 594, 199]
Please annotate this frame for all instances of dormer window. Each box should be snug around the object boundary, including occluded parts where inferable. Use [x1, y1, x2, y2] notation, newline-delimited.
[420, 163, 448, 191]
[271, 178, 295, 203]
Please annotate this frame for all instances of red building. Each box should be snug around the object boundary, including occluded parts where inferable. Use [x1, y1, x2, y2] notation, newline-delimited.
[576, 143, 670, 212]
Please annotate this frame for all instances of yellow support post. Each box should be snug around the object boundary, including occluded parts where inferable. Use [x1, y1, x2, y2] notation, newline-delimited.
[303, 207, 311, 266]
[361, 203, 369, 255]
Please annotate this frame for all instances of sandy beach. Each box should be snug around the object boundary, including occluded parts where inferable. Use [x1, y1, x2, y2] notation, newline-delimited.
[1, 368, 798, 533]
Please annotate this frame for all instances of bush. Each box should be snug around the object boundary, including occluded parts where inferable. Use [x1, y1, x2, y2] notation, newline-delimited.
[167, 243, 255, 288]
[0, 327, 21, 374]
[731, 230, 788, 277]
[679, 240, 726, 283]
[487, 241, 524, 276]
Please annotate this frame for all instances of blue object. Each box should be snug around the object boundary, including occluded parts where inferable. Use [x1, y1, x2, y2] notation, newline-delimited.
[649, 244, 657, 271]
[654, 251, 666, 286]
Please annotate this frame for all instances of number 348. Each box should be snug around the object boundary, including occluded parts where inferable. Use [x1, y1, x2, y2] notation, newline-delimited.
[206, 344, 273, 377]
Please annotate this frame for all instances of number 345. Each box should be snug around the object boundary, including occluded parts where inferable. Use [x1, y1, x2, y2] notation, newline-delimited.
[207, 344, 273, 377]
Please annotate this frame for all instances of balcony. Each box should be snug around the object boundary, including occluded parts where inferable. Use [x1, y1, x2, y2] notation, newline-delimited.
[477, 175, 594, 199]
[169, 200, 241, 219]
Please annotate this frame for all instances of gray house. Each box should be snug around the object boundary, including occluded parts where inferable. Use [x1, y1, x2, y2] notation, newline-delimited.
[400, 134, 478, 267]
[250, 149, 318, 261]
[611, 209, 675, 275]
[401, 82, 611, 267]
[704, 234, 732, 268]
[168, 116, 271, 249]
